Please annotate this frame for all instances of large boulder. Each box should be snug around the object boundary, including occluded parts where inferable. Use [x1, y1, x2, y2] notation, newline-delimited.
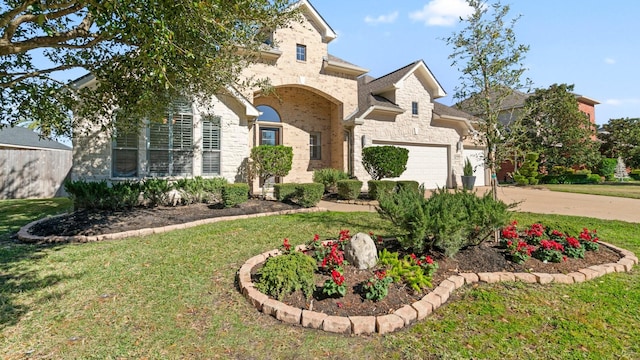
[344, 233, 378, 270]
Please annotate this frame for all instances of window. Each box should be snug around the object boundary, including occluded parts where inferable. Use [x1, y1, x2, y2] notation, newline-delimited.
[202, 115, 221, 175]
[112, 125, 138, 178]
[310, 132, 321, 160]
[256, 105, 281, 122]
[148, 102, 193, 176]
[412, 101, 419, 116]
[296, 44, 306, 61]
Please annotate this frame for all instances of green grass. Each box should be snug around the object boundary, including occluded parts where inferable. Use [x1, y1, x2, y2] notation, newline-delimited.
[543, 182, 640, 199]
[1, 200, 640, 359]
[0, 198, 72, 241]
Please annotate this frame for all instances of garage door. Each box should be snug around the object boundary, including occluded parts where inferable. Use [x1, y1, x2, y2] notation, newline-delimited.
[462, 149, 485, 186]
[375, 143, 449, 189]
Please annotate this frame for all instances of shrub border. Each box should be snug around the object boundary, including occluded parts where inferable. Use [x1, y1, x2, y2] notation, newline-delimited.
[238, 241, 637, 335]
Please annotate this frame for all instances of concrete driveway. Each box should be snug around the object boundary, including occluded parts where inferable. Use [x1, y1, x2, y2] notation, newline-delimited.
[319, 186, 640, 223]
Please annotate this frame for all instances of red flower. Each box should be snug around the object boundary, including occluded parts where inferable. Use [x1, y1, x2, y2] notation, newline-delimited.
[313, 234, 320, 242]
[410, 253, 417, 260]
[540, 239, 564, 252]
[551, 229, 563, 237]
[282, 238, 291, 251]
[377, 235, 383, 244]
[424, 255, 434, 264]
[339, 229, 350, 241]
[566, 236, 581, 248]
[375, 270, 386, 280]
[331, 269, 345, 286]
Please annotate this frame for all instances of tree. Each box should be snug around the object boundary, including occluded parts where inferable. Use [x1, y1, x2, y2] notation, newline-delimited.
[446, 0, 530, 199]
[0, 0, 296, 138]
[516, 83, 601, 170]
[599, 117, 640, 168]
[362, 146, 409, 180]
[250, 145, 293, 187]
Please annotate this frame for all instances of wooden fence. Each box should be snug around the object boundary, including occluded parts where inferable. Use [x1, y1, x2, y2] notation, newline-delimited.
[0, 148, 72, 199]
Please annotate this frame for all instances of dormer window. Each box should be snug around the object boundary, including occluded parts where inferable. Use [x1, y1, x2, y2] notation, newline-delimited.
[412, 101, 419, 116]
[296, 44, 307, 61]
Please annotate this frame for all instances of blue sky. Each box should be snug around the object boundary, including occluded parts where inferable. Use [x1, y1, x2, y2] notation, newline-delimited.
[311, 0, 640, 125]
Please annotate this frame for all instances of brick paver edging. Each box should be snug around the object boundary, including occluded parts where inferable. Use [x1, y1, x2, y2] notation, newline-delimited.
[238, 241, 637, 335]
[17, 207, 325, 244]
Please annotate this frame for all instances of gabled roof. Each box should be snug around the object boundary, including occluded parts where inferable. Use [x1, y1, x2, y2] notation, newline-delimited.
[432, 101, 478, 134]
[293, 0, 337, 43]
[323, 54, 368, 76]
[365, 60, 446, 99]
[351, 60, 446, 120]
[0, 126, 71, 150]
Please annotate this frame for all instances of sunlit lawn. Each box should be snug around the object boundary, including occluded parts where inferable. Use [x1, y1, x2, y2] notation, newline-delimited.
[543, 182, 640, 199]
[1, 199, 639, 359]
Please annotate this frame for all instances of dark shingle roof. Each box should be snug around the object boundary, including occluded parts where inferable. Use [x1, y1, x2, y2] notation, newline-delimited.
[433, 101, 478, 121]
[0, 126, 71, 150]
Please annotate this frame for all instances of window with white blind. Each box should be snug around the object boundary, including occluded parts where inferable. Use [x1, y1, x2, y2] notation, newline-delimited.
[112, 127, 139, 178]
[148, 102, 193, 176]
[202, 115, 221, 175]
[310, 132, 321, 160]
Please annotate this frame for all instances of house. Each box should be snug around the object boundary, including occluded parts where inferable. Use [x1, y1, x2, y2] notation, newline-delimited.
[0, 126, 71, 199]
[71, 0, 482, 191]
[458, 88, 599, 182]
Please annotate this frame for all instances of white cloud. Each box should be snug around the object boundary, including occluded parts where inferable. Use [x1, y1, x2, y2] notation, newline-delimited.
[604, 57, 616, 65]
[605, 98, 640, 106]
[409, 0, 474, 26]
[364, 11, 399, 25]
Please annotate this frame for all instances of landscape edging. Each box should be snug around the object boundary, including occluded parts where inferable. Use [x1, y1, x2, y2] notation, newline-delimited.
[17, 207, 325, 244]
[238, 241, 637, 335]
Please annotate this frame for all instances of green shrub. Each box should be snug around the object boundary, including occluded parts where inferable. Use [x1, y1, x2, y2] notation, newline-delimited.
[378, 187, 511, 257]
[222, 183, 249, 208]
[362, 146, 409, 180]
[513, 174, 529, 185]
[274, 183, 298, 203]
[65, 179, 110, 210]
[514, 152, 540, 186]
[630, 169, 640, 180]
[294, 183, 324, 208]
[256, 251, 317, 300]
[110, 180, 143, 209]
[174, 177, 227, 204]
[378, 249, 432, 293]
[597, 158, 617, 180]
[312, 168, 349, 193]
[396, 180, 420, 194]
[336, 179, 362, 200]
[142, 178, 173, 207]
[575, 169, 591, 175]
[250, 145, 293, 187]
[367, 180, 396, 200]
[587, 174, 603, 184]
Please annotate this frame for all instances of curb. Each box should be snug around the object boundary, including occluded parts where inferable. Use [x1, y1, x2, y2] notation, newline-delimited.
[238, 241, 636, 335]
[17, 207, 327, 244]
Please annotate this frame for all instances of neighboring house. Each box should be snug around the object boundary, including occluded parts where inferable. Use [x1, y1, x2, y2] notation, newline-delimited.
[71, 0, 482, 191]
[459, 89, 599, 182]
[0, 126, 72, 199]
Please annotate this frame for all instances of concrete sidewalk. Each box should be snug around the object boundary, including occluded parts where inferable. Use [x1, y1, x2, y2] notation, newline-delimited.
[319, 186, 640, 223]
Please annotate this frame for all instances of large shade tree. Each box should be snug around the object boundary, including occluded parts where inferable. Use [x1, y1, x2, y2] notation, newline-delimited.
[0, 0, 296, 138]
[447, 0, 530, 198]
[599, 117, 640, 168]
[514, 83, 600, 170]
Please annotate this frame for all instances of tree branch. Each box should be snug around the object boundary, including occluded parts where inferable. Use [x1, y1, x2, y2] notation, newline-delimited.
[0, 63, 82, 88]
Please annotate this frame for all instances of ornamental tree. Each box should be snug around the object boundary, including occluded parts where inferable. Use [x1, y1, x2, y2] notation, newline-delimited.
[0, 0, 296, 138]
[515, 84, 601, 170]
[446, 0, 530, 199]
[250, 145, 293, 186]
[598, 117, 640, 168]
[362, 145, 409, 180]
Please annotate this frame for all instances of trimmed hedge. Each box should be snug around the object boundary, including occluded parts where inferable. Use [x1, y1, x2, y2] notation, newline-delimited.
[367, 180, 396, 200]
[362, 145, 409, 180]
[396, 180, 420, 194]
[541, 173, 602, 184]
[222, 183, 249, 208]
[337, 179, 363, 200]
[312, 168, 349, 193]
[630, 169, 640, 180]
[274, 183, 324, 208]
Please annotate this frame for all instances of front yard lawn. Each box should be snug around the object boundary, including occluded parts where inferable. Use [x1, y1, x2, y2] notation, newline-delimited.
[543, 182, 640, 200]
[1, 200, 639, 359]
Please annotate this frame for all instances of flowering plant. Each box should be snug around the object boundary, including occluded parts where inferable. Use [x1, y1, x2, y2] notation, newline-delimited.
[409, 253, 439, 277]
[548, 229, 565, 242]
[322, 268, 346, 298]
[563, 236, 585, 259]
[523, 223, 545, 245]
[362, 269, 393, 301]
[506, 240, 535, 264]
[579, 228, 600, 251]
[533, 239, 565, 263]
[500, 220, 519, 241]
[320, 242, 345, 271]
[280, 238, 292, 254]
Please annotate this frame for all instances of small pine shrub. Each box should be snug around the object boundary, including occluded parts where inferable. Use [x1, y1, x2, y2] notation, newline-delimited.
[367, 180, 396, 200]
[336, 179, 362, 200]
[256, 252, 317, 300]
[312, 168, 349, 193]
[377, 185, 431, 252]
[222, 183, 249, 208]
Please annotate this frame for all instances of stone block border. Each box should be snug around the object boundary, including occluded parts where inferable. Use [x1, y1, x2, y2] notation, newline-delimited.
[16, 207, 324, 244]
[238, 241, 636, 335]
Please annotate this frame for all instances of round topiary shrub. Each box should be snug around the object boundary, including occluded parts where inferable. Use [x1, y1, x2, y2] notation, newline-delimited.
[256, 252, 317, 300]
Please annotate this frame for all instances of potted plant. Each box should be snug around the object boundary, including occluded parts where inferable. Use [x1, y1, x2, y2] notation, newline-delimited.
[461, 157, 476, 190]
